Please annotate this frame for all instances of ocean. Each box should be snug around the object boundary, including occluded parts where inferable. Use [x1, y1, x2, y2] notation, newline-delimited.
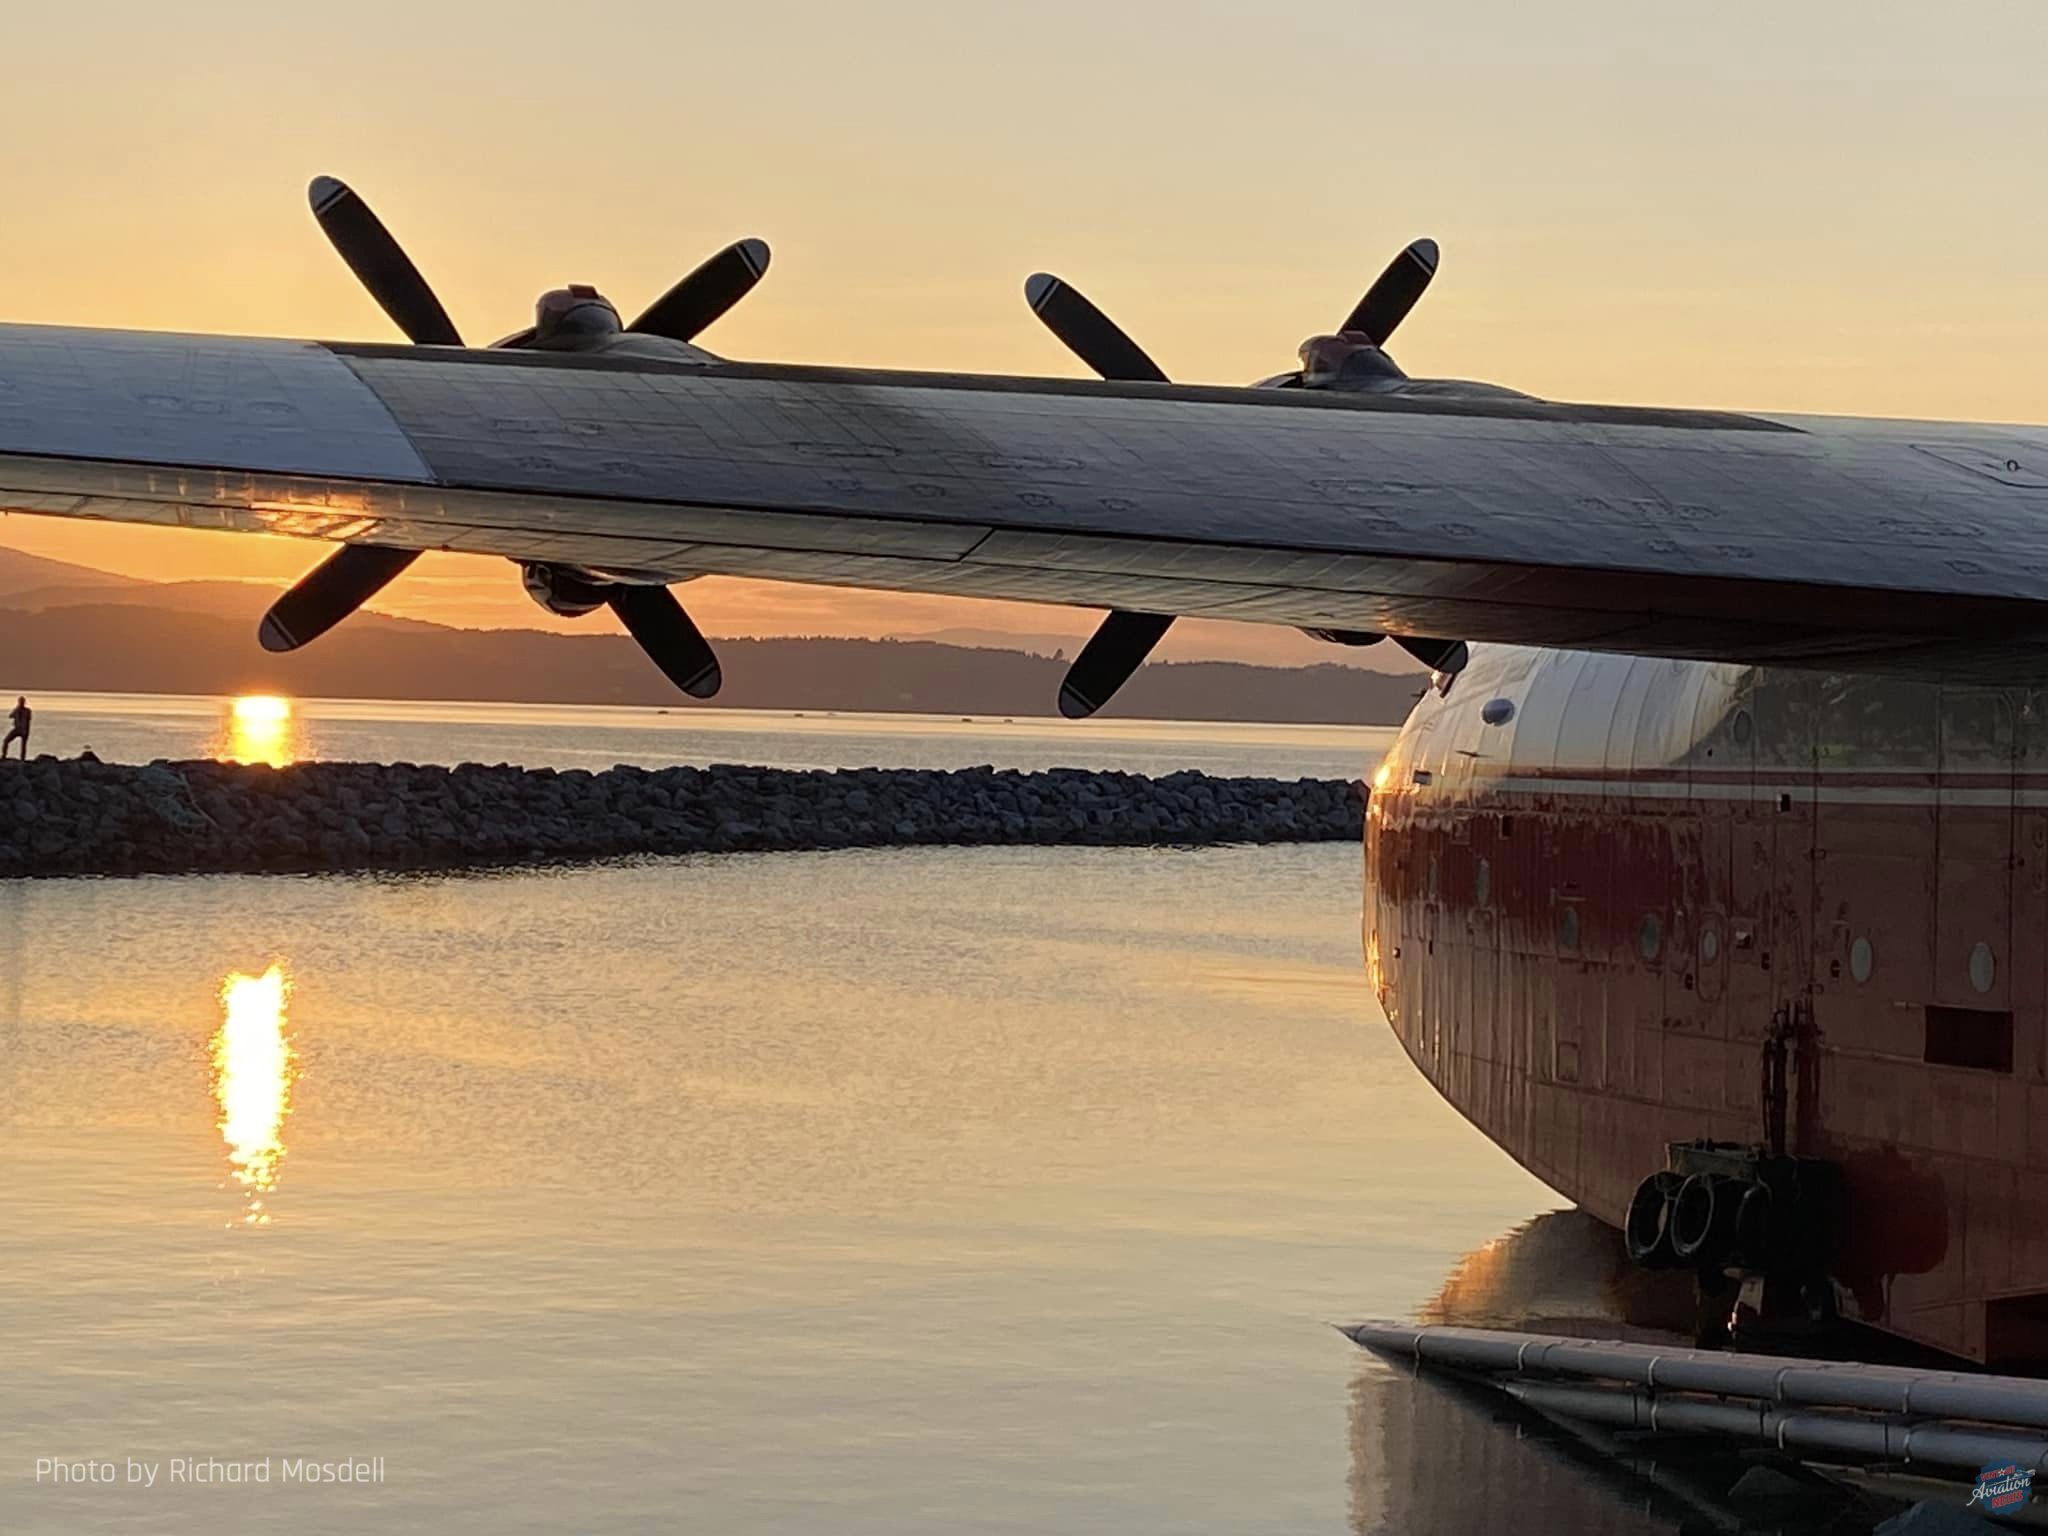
[0, 694, 1680, 1534]
[9, 691, 1395, 780]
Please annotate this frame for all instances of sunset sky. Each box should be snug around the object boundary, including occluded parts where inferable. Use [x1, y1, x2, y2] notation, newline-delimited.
[3, 1, 2044, 667]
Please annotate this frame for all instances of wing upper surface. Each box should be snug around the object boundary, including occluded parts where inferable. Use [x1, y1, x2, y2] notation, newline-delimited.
[5, 321, 2048, 678]
[0, 325, 430, 481]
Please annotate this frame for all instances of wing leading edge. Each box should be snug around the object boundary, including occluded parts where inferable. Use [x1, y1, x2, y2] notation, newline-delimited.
[4, 321, 2048, 681]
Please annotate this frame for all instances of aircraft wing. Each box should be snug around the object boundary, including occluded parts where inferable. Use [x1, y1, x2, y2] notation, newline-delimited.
[5, 320, 2048, 679]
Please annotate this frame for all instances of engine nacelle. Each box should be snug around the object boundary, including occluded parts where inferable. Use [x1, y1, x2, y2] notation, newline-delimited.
[520, 562, 612, 618]
[1297, 332, 1408, 389]
[532, 284, 624, 350]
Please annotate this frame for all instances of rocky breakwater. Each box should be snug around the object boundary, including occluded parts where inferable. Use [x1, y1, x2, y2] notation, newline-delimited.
[0, 757, 1365, 877]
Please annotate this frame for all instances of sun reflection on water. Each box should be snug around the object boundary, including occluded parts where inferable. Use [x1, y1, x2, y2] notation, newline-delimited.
[212, 965, 297, 1224]
[211, 694, 304, 768]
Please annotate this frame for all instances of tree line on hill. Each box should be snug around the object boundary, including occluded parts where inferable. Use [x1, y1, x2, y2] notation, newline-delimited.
[0, 603, 1428, 725]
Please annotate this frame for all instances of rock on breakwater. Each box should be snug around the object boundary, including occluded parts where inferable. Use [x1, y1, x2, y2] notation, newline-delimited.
[0, 757, 1365, 878]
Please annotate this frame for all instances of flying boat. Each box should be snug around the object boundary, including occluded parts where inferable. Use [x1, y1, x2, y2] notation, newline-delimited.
[6, 178, 2048, 1365]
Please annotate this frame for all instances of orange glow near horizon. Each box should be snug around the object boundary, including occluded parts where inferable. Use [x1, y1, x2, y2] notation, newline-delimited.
[233, 695, 291, 726]
[0, 518, 1422, 672]
[213, 965, 297, 1225]
[214, 695, 303, 768]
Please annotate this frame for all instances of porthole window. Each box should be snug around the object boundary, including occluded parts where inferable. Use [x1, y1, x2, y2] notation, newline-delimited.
[1481, 698, 1515, 726]
[1639, 912, 1663, 963]
[1971, 942, 1997, 995]
[1850, 936, 1873, 984]
[1701, 925, 1722, 965]
[1733, 710, 1754, 746]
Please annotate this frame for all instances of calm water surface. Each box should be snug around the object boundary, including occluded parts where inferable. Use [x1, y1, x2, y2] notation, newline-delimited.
[18, 691, 1397, 780]
[0, 701, 1709, 1534]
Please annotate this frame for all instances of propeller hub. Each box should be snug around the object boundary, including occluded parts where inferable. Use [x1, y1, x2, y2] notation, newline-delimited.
[1298, 333, 1407, 389]
[533, 284, 624, 349]
[521, 561, 612, 618]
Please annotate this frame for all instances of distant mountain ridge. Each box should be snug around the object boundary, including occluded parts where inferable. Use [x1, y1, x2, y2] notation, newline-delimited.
[0, 547, 1428, 724]
[0, 545, 145, 598]
[0, 576, 446, 634]
[881, 622, 1396, 669]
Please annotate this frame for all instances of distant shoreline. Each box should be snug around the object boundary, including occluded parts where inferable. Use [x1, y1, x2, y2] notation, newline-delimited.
[18, 687, 1407, 737]
[0, 609, 1427, 727]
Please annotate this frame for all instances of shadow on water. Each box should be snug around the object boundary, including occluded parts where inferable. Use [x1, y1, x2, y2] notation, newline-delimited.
[1347, 1211, 1922, 1535]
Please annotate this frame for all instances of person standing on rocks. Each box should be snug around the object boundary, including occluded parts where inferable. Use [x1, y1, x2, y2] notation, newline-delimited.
[2, 697, 28, 761]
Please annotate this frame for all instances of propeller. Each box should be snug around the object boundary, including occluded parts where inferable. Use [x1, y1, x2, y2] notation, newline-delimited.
[1058, 612, 1175, 720]
[1339, 238, 1439, 347]
[630, 238, 772, 343]
[607, 585, 722, 699]
[1395, 637, 1471, 693]
[266, 176, 775, 699]
[308, 176, 462, 346]
[259, 544, 420, 653]
[1023, 240, 1466, 713]
[1024, 275, 1167, 384]
[1016, 277, 1174, 718]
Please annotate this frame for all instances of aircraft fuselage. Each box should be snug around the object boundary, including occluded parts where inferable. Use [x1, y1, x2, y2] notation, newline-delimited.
[1367, 644, 2048, 1364]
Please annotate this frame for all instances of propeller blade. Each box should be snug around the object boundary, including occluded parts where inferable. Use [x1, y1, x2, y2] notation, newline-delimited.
[1059, 611, 1175, 719]
[308, 177, 463, 346]
[259, 544, 421, 653]
[627, 238, 771, 343]
[1298, 627, 1386, 648]
[608, 585, 722, 699]
[1024, 274, 1169, 383]
[1339, 238, 1439, 347]
[1394, 636, 1470, 687]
